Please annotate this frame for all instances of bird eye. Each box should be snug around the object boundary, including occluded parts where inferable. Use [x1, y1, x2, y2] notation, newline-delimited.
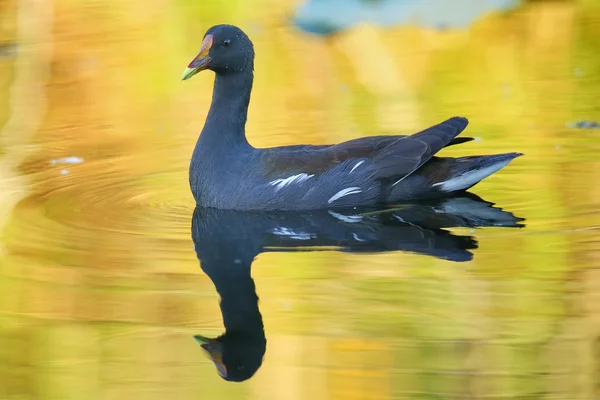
[223, 39, 231, 47]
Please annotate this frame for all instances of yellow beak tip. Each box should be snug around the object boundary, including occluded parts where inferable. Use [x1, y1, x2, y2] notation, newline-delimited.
[182, 67, 197, 81]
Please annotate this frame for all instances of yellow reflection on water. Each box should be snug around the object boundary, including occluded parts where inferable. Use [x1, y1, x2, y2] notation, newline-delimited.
[1, 0, 600, 399]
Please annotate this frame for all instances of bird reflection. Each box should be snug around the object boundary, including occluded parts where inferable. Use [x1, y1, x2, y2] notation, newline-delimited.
[191, 193, 524, 382]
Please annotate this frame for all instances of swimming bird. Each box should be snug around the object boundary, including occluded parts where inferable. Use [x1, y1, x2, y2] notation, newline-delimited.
[182, 24, 522, 211]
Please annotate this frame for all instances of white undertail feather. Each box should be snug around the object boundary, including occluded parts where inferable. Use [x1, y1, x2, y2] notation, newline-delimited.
[328, 187, 362, 204]
[432, 160, 512, 192]
[269, 173, 314, 191]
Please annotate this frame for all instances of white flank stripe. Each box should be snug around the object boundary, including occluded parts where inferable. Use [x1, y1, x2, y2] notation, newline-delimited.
[393, 215, 407, 223]
[432, 161, 511, 192]
[393, 214, 420, 228]
[269, 173, 314, 191]
[349, 160, 365, 174]
[352, 233, 366, 242]
[272, 227, 315, 240]
[328, 210, 363, 223]
[327, 187, 362, 204]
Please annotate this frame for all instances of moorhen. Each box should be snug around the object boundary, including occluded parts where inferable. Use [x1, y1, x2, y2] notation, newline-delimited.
[182, 24, 522, 211]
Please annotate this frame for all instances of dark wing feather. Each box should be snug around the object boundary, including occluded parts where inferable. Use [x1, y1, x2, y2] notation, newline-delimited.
[447, 137, 474, 146]
[371, 117, 469, 181]
[260, 117, 469, 180]
[260, 137, 387, 178]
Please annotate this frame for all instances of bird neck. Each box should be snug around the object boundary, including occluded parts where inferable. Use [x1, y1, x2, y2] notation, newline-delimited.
[212, 272, 264, 335]
[200, 69, 254, 149]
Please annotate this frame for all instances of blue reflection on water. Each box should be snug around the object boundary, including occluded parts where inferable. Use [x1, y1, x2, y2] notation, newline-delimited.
[294, 0, 519, 35]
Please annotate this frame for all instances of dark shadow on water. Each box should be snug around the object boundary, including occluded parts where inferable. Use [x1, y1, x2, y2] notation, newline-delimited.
[191, 193, 524, 382]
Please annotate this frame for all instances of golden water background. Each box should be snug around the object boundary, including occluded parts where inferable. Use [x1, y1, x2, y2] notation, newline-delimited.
[1, 0, 600, 398]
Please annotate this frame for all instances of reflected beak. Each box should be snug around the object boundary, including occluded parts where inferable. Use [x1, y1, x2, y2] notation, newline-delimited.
[194, 335, 228, 378]
[182, 34, 213, 80]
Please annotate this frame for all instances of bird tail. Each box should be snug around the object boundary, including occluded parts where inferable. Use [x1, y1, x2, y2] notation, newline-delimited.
[431, 152, 523, 193]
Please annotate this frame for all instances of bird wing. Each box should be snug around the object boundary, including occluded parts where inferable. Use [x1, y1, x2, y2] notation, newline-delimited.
[260, 117, 469, 181]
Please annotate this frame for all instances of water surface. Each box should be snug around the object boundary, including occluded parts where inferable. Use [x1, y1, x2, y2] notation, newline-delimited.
[1, 0, 600, 399]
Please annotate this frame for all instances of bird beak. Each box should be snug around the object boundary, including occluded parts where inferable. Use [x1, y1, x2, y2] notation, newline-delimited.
[194, 335, 228, 378]
[182, 34, 213, 81]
